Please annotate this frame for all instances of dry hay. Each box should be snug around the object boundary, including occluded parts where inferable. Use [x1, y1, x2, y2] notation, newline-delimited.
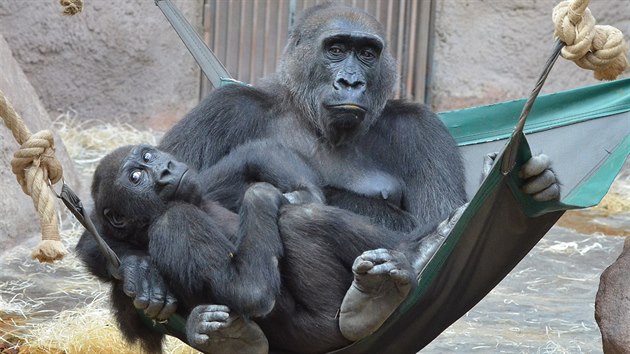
[52, 111, 162, 176]
[1, 114, 197, 353]
[557, 163, 630, 237]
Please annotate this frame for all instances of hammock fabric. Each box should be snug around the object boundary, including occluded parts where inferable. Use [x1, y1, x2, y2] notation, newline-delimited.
[146, 78, 629, 354]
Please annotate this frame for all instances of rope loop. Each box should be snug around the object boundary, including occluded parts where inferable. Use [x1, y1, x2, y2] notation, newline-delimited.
[552, 0, 628, 80]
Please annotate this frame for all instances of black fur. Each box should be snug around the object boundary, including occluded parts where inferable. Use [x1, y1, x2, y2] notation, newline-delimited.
[77, 3, 467, 353]
[80, 142, 409, 353]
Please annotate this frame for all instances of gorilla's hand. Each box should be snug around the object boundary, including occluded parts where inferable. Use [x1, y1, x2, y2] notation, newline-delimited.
[520, 154, 560, 201]
[283, 184, 325, 205]
[482, 152, 560, 202]
[186, 305, 268, 354]
[120, 254, 178, 322]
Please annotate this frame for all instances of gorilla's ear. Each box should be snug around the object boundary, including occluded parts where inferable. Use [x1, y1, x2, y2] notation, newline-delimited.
[103, 208, 128, 229]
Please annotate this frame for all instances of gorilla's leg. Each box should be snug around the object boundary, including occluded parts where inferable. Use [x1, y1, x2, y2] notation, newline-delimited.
[338, 248, 414, 341]
[186, 305, 268, 354]
[257, 204, 406, 352]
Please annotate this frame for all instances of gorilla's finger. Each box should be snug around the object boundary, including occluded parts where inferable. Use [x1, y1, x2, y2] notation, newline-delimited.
[155, 293, 178, 322]
[520, 154, 551, 179]
[191, 334, 209, 345]
[532, 184, 561, 202]
[389, 269, 412, 285]
[354, 260, 374, 274]
[482, 152, 498, 179]
[200, 321, 229, 333]
[200, 310, 230, 323]
[201, 304, 231, 313]
[522, 170, 556, 195]
[133, 277, 151, 310]
[359, 248, 393, 264]
[144, 289, 166, 318]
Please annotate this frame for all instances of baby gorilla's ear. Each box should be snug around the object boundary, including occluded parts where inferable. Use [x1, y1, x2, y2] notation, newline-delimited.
[104, 208, 129, 229]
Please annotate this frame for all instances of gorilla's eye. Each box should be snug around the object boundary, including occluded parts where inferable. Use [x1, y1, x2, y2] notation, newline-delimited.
[359, 48, 377, 61]
[130, 170, 142, 184]
[328, 45, 346, 57]
[142, 152, 153, 162]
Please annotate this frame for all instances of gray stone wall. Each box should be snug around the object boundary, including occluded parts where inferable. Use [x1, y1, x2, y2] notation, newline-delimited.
[431, 0, 630, 111]
[0, 0, 202, 131]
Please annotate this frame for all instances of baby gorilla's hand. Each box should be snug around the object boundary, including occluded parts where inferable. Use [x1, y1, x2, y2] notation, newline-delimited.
[120, 254, 177, 322]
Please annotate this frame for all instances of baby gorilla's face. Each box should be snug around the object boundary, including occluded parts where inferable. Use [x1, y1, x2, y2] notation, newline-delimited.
[119, 144, 202, 206]
[94, 144, 203, 232]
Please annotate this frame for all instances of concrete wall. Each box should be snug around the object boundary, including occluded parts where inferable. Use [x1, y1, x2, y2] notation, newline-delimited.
[0, 0, 202, 131]
[0, 0, 627, 122]
[431, 0, 630, 111]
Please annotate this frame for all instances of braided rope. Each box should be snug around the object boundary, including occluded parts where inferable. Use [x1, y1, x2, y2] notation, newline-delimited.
[552, 0, 629, 80]
[0, 90, 67, 263]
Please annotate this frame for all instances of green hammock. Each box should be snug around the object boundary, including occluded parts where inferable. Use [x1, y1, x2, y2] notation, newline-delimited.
[146, 1, 630, 352]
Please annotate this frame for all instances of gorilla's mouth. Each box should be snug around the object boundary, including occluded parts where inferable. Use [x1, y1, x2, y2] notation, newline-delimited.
[326, 104, 367, 115]
[324, 104, 367, 146]
[174, 169, 189, 194]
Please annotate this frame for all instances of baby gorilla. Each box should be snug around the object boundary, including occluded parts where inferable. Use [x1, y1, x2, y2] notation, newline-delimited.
[91, 142, 418, 354]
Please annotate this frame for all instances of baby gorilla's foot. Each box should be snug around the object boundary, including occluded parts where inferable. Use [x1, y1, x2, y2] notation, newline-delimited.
[186, 305, 268, 354]
[339, 249, 414, 341]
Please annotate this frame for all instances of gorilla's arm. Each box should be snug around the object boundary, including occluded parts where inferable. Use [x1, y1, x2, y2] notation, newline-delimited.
[200, 139, 324, 212]
[75, 222, 177, 352]
[367, 102, 467, 226]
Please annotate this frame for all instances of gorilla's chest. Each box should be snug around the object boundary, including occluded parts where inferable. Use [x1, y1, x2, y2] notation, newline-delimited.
[313, 145, 403, 206]
[271, 115, 404, 206]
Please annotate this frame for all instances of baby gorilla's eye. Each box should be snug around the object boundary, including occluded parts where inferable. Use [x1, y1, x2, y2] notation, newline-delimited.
[143, 152, 153, 162]
[130, 170, 142, 184]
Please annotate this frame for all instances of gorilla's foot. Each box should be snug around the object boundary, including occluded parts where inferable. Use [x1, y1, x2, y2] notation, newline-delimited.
[186, 305, 268, 354]
[411, 203, 467, 274]
[339, 249, 413, 341]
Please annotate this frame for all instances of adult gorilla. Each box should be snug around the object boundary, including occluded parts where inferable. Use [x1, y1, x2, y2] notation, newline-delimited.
[77, 2, 559, 353]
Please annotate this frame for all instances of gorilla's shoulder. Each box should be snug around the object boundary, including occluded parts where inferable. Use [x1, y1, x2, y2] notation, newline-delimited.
[381, 99, 443, 127]
[204, 84, 275, 111]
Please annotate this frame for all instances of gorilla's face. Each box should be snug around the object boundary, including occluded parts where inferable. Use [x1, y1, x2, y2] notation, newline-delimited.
[318, 23, 385, 145]
[92, 144, 201, 238]
[279, 6, 397, 147]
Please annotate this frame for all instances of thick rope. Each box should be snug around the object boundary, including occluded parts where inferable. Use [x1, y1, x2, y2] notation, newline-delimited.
[0, 91, 68, 262]
[60, 0, 83, 16]
[552, 0, 629, 80]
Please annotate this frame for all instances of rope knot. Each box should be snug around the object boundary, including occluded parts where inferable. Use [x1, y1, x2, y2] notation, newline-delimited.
[552, 0, 629, 80]
[11, 130, 63, 195]
[60, 0, 84, 16]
